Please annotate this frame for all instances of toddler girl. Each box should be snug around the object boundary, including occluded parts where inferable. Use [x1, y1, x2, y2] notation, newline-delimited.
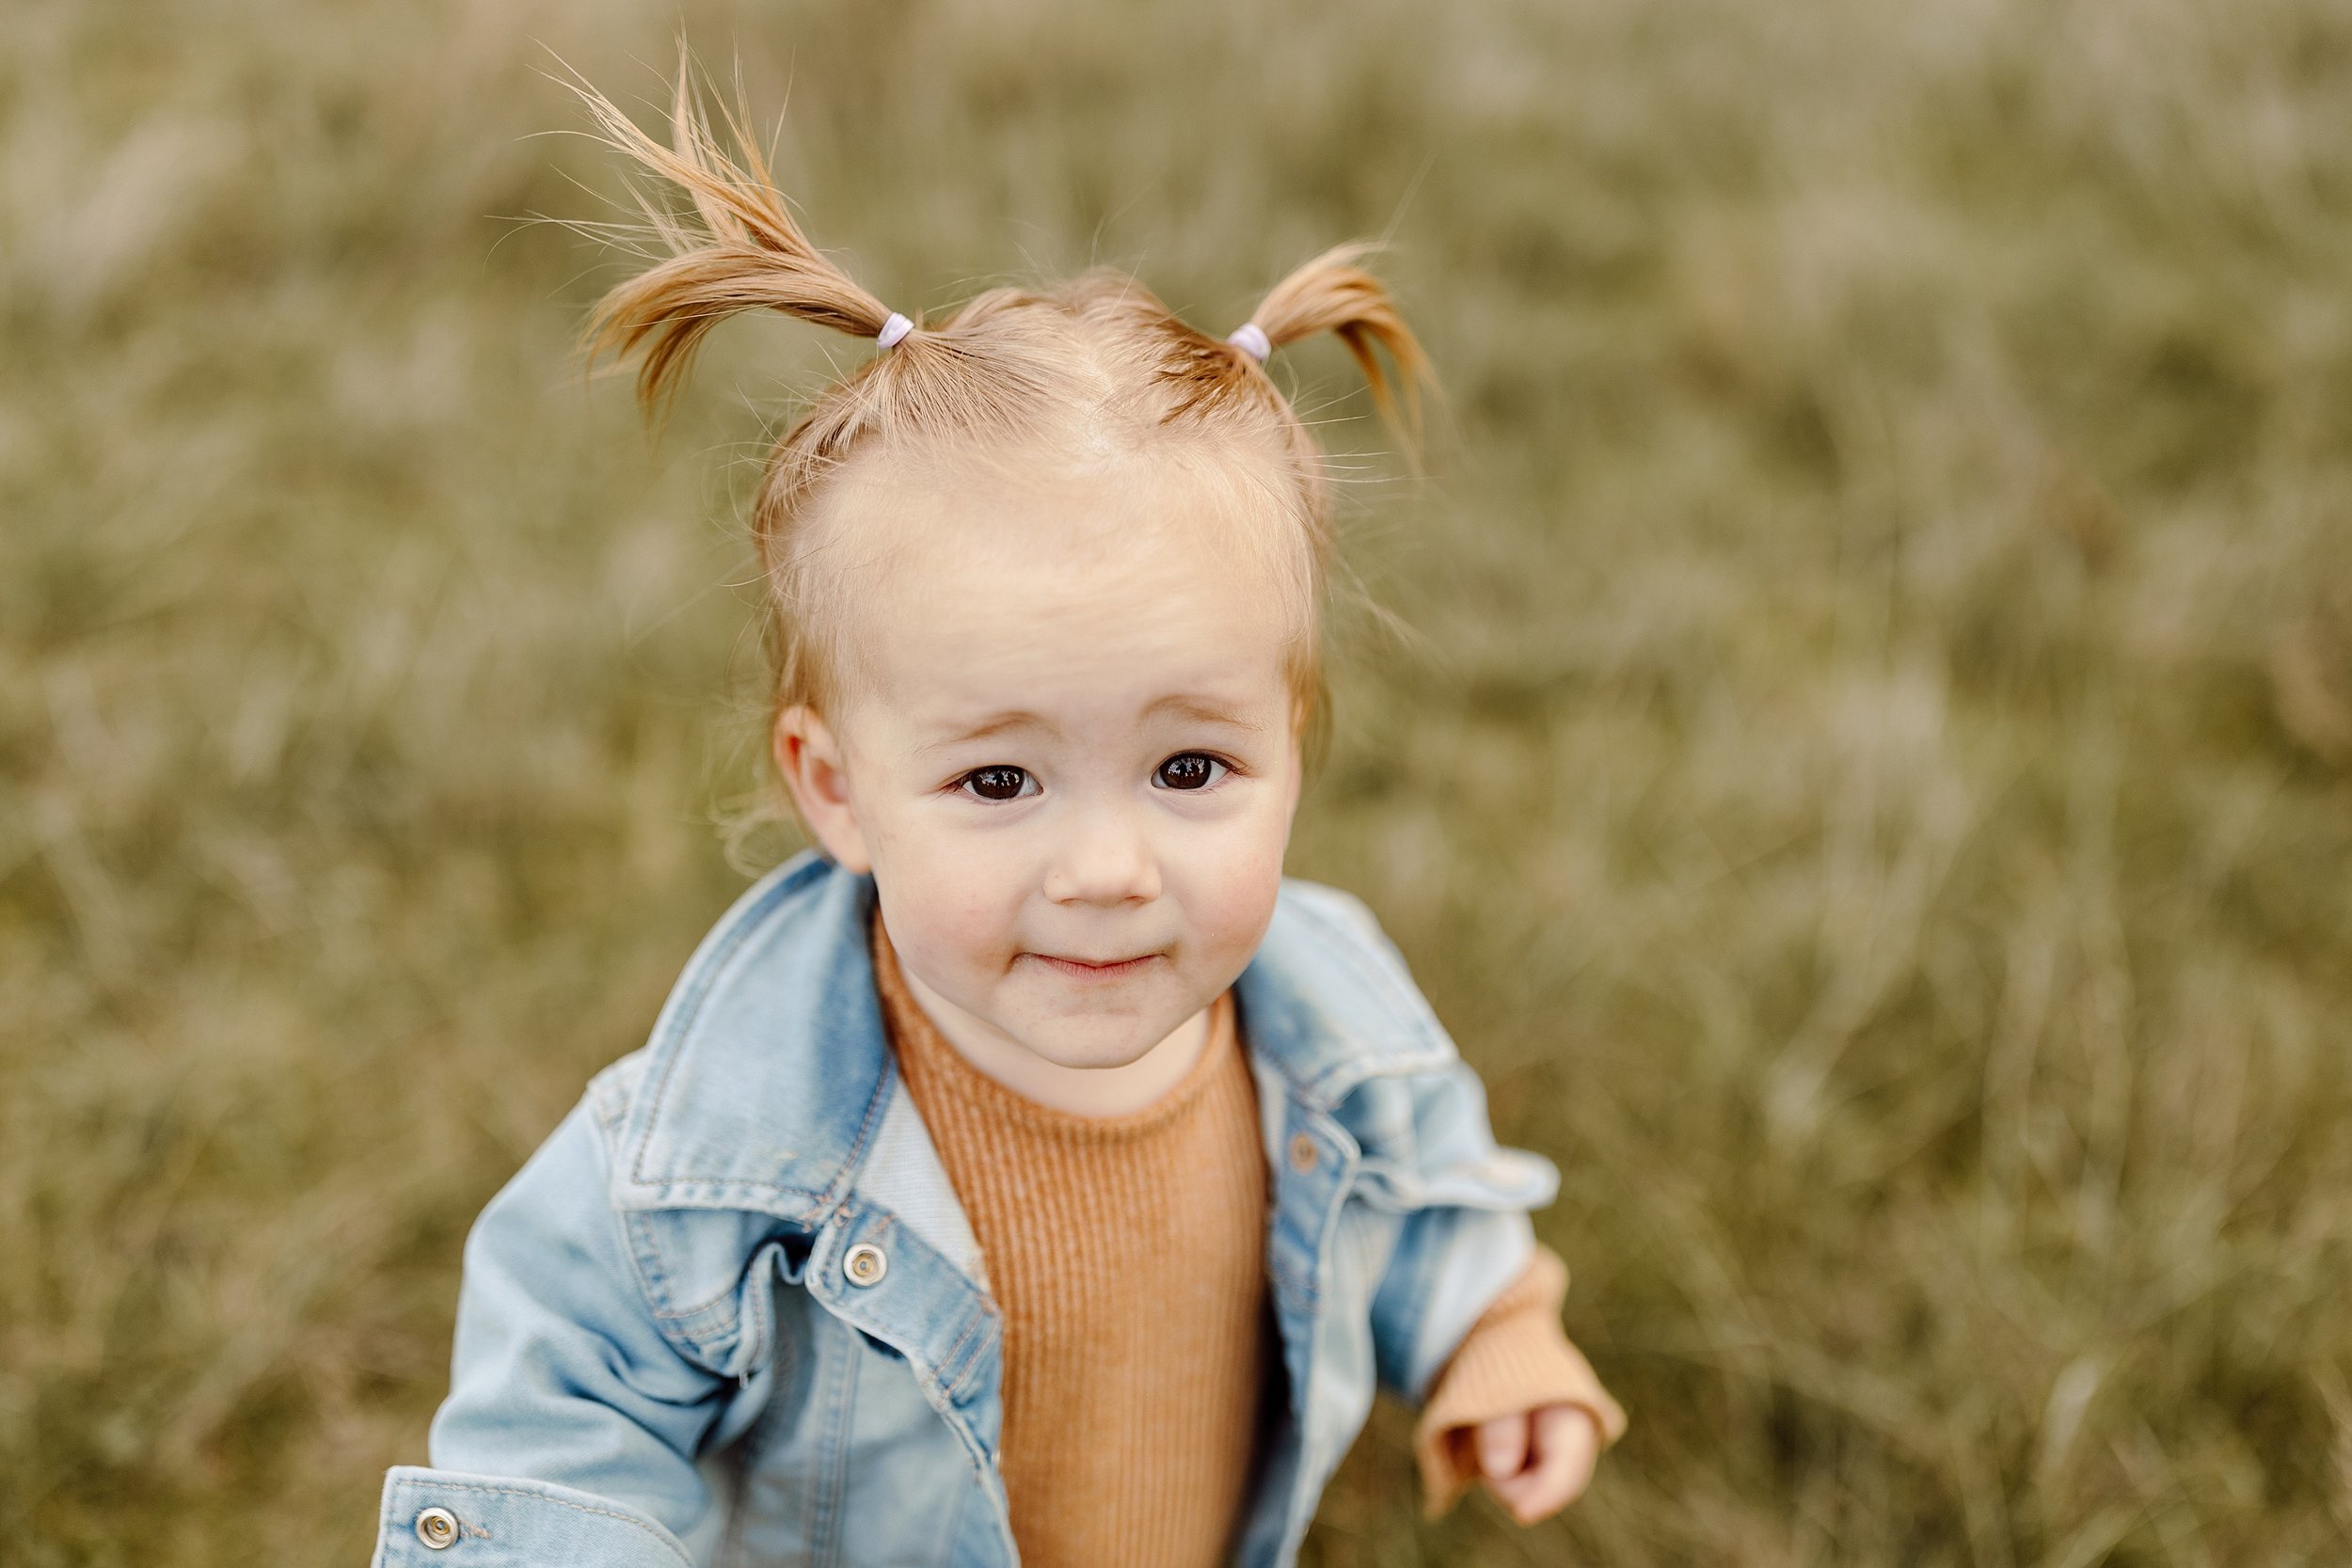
[369, 68, 1624, 1568]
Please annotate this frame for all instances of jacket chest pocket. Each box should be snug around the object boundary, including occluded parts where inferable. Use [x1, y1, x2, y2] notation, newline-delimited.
[722, 1292, 978, 1568]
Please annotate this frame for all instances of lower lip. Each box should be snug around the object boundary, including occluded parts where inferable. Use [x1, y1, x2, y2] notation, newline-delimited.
[1028, 953, 1160, 981]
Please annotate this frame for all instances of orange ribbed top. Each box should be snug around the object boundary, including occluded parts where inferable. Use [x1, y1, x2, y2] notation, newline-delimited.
[871, 912, 1275, 1567]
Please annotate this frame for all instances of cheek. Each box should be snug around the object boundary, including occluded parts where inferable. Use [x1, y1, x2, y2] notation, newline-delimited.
[1169, 800, 1294, 959]
[869, 816, 1025, 966]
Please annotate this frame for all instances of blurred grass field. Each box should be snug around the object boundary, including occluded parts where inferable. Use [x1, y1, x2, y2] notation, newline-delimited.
[8, 0, 2352, 1561]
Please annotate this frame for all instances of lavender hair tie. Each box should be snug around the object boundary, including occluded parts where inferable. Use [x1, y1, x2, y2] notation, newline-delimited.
[1227, 322, 1272, 363]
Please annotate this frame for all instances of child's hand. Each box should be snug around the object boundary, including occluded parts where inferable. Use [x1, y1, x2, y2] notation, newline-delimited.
[1470, 1402, 1600, 1524]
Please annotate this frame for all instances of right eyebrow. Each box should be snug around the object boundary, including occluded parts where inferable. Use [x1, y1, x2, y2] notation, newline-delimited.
[914, 710, 1056, 756]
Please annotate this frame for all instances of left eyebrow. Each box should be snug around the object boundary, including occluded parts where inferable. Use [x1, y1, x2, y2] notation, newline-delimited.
[1144, 694, 1266, 732]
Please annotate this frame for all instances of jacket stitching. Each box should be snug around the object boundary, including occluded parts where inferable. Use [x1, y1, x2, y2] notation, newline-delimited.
[621, 1208, 748, 1370]
[808, 1322, 859, 1568]
[934, 1296, 998, 1401]
[619, 1209, 683, 1337]
[397, 1481, 691, 1565]
[818, 1060, 898, 1221]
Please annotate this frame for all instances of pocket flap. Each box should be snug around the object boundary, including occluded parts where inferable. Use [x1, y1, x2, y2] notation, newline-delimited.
[1348, 1147, 1558, 1212]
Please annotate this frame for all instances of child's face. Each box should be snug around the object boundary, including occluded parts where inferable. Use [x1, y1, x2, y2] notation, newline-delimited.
[778, 451, 1306, 1075]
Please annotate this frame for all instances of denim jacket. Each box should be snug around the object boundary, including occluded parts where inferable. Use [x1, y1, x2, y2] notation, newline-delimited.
[370, 849, 1559, 1568]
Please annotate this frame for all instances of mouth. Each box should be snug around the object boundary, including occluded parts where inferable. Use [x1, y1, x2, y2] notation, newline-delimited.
[1025, 952, 1162, 981]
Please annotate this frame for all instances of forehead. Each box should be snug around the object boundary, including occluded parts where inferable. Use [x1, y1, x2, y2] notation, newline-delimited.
[815, 446, 1304, 735]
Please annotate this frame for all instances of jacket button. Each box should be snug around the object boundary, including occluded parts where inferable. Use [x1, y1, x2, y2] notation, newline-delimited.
[843, 1241, 888, 1287]
[414, 1506, 459, 1550]
[1288, 1132, 1320, 1173]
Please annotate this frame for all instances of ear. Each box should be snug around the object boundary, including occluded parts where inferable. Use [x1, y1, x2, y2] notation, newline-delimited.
[772, 705, 873, 873]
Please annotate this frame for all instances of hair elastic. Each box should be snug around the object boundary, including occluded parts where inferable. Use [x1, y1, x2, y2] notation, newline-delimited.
[1227, 322, 1272, 363]
[876, 311, 914, 351]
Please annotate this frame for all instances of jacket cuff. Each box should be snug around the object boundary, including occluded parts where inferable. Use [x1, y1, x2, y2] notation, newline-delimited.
[371, 1466, 695, 1568]
[1409, 1246, 1629, 1518]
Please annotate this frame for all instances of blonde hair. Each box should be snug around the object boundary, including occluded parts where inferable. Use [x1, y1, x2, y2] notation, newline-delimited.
[573, 64, 1434, 768]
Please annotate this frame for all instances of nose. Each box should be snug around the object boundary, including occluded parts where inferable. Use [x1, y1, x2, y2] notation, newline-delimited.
[1042, 800, 1161, 907]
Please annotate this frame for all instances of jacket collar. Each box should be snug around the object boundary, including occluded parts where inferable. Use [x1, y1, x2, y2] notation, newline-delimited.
[610, 849, 1453, 1217]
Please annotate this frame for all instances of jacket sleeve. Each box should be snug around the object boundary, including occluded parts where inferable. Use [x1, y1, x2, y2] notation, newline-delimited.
[1360, 1055, 1562, 1408]
[1302, 884, 1578, 1413]
[370, 1099, 730, 1568]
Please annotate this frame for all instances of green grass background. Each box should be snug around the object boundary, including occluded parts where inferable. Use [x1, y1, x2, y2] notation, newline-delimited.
[8, 0, 2352, 1561]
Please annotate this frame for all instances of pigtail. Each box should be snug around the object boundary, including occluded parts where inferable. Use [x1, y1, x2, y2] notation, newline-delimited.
[1237, 240, 1436, 452]
[570, 61, 904, 420]
[552, 57, 1434, 752]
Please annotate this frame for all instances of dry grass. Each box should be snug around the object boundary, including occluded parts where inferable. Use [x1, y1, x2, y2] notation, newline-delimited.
[7, 0, 2352, 1562]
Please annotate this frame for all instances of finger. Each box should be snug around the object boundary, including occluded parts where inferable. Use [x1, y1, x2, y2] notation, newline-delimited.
[1474, 1413, 1530, 1480]
[1486, 1407, 1598, 1525]
[1537, 1403, 1600, 1484]
[1506, 1405, 1600, 1524]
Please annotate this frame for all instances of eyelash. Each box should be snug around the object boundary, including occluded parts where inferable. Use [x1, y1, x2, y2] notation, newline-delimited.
[952, 752, 1235, 802]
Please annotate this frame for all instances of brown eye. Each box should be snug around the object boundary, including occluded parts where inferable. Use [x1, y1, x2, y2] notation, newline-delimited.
[1154, 752, 1226, 791]
[961, 766, 1034, 801]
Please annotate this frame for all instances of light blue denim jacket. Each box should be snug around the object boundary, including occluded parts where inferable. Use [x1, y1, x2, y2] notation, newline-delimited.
[370, 848, 1559, 1568]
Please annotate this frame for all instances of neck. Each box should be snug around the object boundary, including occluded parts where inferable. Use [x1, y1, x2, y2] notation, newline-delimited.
[895, 965, 1213, 1117]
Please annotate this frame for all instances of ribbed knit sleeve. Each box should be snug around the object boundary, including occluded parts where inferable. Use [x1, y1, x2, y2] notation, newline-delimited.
[1409, 1245, 1627, 1517]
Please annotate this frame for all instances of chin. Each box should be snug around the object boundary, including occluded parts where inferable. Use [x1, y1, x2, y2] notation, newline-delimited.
[1025, 1025, 1165, 1072]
